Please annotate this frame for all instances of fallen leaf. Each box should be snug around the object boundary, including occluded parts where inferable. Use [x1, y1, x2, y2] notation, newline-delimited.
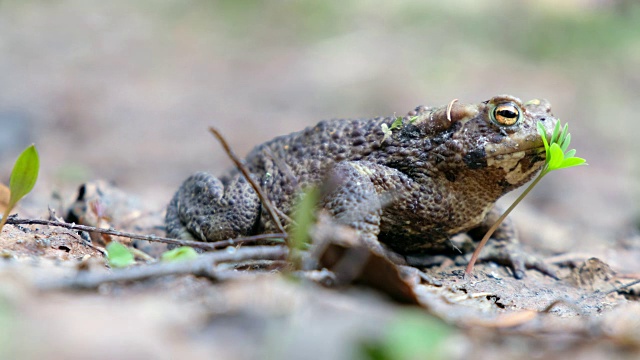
[311, 213, 420, 305]
[0, 183, 10, 214]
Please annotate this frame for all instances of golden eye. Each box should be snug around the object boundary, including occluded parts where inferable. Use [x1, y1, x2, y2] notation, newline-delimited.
[491, 102, 521, 126]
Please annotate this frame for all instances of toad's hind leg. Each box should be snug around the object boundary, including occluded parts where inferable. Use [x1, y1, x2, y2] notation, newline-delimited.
[165, 172, 261, 242]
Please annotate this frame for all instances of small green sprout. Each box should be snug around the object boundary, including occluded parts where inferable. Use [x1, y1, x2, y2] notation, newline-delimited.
[289, 187, 319, 267]
[106, 242, 135, 268]
[359, 310, 452, 360]
[0, 145, 40, 232]
[465, 120, 587, 276]
[389, 117, 404, 131]
[381, 116, 417, 143]
[161, 246, 198, 262]
[537, 121, 587, 173]
[381, 117, 402, 143]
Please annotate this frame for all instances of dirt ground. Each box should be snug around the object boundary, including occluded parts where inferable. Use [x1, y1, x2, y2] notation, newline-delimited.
[1, 1, 640, 359]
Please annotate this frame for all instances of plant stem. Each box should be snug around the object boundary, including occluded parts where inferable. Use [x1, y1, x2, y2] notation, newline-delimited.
[0, 210, 8, 232]
[465, 170, 547, 276]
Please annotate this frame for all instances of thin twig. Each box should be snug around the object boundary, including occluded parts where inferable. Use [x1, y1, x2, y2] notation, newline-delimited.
[274, 207, 295, 226]
[69, 233, 104, 255]
[51, 228, 107, 256]
[38, 246, 289, 290]
[208, 127, 288, 241]
[262, 148, 297, 225]
[4, 217, 286, 250]
[206, 234, 286, 248]
[602, 278, 640, 296]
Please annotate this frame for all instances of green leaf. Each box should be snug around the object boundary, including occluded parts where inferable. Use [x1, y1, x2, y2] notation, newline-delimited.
[8, 145, 39, 210]
[290, 187, 319, 252]
[547, 143, 565, 170]
[558, 123, 569, 146]
[408, 116, 418, 125]
[389, 117, 403, 131]
[537, 121, 550, 159]
[0, 145, 40, 232]
[161, 246, 199, 262]
[560, 133, 571, 153]
[565, 149, 576, 158]
[287, 186, 321, 269]
[106, 242, 135, 268]
[550, 121, 561, 145]
[557, 157, 587, 169]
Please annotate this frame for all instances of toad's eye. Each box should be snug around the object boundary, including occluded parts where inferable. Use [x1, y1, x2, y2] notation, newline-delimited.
[490, 102, 521, 126]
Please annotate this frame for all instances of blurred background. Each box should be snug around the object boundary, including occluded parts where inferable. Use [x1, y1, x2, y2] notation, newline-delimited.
[0, 0, 638, 268]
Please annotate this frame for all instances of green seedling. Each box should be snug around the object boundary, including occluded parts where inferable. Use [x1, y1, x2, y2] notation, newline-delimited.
[359, 310, 452, 360]
[288, 187, 319, 267]
[389, 117, 404, 131]
[161, 246, 198, 262]
[0, 145, 40, 232]
[465, 120, 587, 276]
[381, 116, 418, 143]
[106, 242, 135, 268]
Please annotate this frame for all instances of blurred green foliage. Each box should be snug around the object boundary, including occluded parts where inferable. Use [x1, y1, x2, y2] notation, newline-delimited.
[359, 310, 453, 360]
[106, 242, 135, 268]
[288, 186, 319, 267]
[139, 1, 640, 62]
[161, 246, 199, 262]
[397, 2, 640, 61]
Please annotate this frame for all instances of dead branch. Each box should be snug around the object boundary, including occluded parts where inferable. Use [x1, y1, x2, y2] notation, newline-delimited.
[258, 148, 297, 225]
[208, 127, 288, 241]
[4, 217, 286, 250]
[38, 245, 289, 290]
[602, 278, 640, 296]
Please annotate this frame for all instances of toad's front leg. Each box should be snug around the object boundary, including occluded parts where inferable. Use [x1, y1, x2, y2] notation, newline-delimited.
[320, 161, 419, 265]
[321, 161, 383, 251]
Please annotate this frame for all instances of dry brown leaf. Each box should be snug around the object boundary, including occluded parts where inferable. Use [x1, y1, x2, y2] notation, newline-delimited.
[0, 183, 10, 214]
[311, 213, 420, 305]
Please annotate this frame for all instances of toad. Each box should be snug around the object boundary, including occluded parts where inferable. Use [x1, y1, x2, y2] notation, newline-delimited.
[166, 95, 557, 278]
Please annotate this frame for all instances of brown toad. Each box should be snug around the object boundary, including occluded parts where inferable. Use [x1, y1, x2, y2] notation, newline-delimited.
[166, 95, 558, 278]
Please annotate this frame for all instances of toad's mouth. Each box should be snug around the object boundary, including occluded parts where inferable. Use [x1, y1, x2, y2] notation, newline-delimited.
[486, 146, 547, 184]
[485, 145, 546, 160]
[464, 145, 545, 171]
